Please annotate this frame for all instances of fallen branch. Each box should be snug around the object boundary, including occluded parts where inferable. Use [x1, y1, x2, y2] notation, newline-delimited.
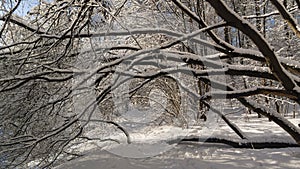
[177, 137, 300, 149]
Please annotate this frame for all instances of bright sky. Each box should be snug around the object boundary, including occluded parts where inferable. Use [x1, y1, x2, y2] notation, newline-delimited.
[15, 0, 41, 16]
[11, 0, 52, 16]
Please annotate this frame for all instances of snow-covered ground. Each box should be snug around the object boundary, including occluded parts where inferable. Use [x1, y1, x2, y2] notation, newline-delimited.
[55, 112, 300, 169]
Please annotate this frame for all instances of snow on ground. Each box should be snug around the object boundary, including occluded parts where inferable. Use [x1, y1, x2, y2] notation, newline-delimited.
[56, 144, 300, 169]
[55, 111, 300, 169]
[214, 113, 300, 143]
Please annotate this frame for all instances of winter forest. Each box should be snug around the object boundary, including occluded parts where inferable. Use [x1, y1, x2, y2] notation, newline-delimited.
[1, 0, 300, 168]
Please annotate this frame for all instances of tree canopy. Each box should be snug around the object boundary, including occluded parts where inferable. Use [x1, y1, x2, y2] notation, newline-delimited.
[0, 0, 300, 168]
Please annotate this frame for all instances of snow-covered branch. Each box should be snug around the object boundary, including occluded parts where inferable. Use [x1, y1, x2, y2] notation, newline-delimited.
[270, 0, 300, 38]
[206, 0, 300, 101]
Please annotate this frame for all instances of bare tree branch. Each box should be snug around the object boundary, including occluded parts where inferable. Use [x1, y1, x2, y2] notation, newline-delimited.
[270, 0, 300, 38]
[206, 0, 300, 100]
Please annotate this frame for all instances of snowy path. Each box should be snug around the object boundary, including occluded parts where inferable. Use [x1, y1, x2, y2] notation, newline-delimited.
[55, 113, 300, 169]
[56, 143, 300, 169]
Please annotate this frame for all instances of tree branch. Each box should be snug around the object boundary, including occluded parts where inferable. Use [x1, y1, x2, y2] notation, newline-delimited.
[270, 0, 300, 38]
[206, 0, 300, 101]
